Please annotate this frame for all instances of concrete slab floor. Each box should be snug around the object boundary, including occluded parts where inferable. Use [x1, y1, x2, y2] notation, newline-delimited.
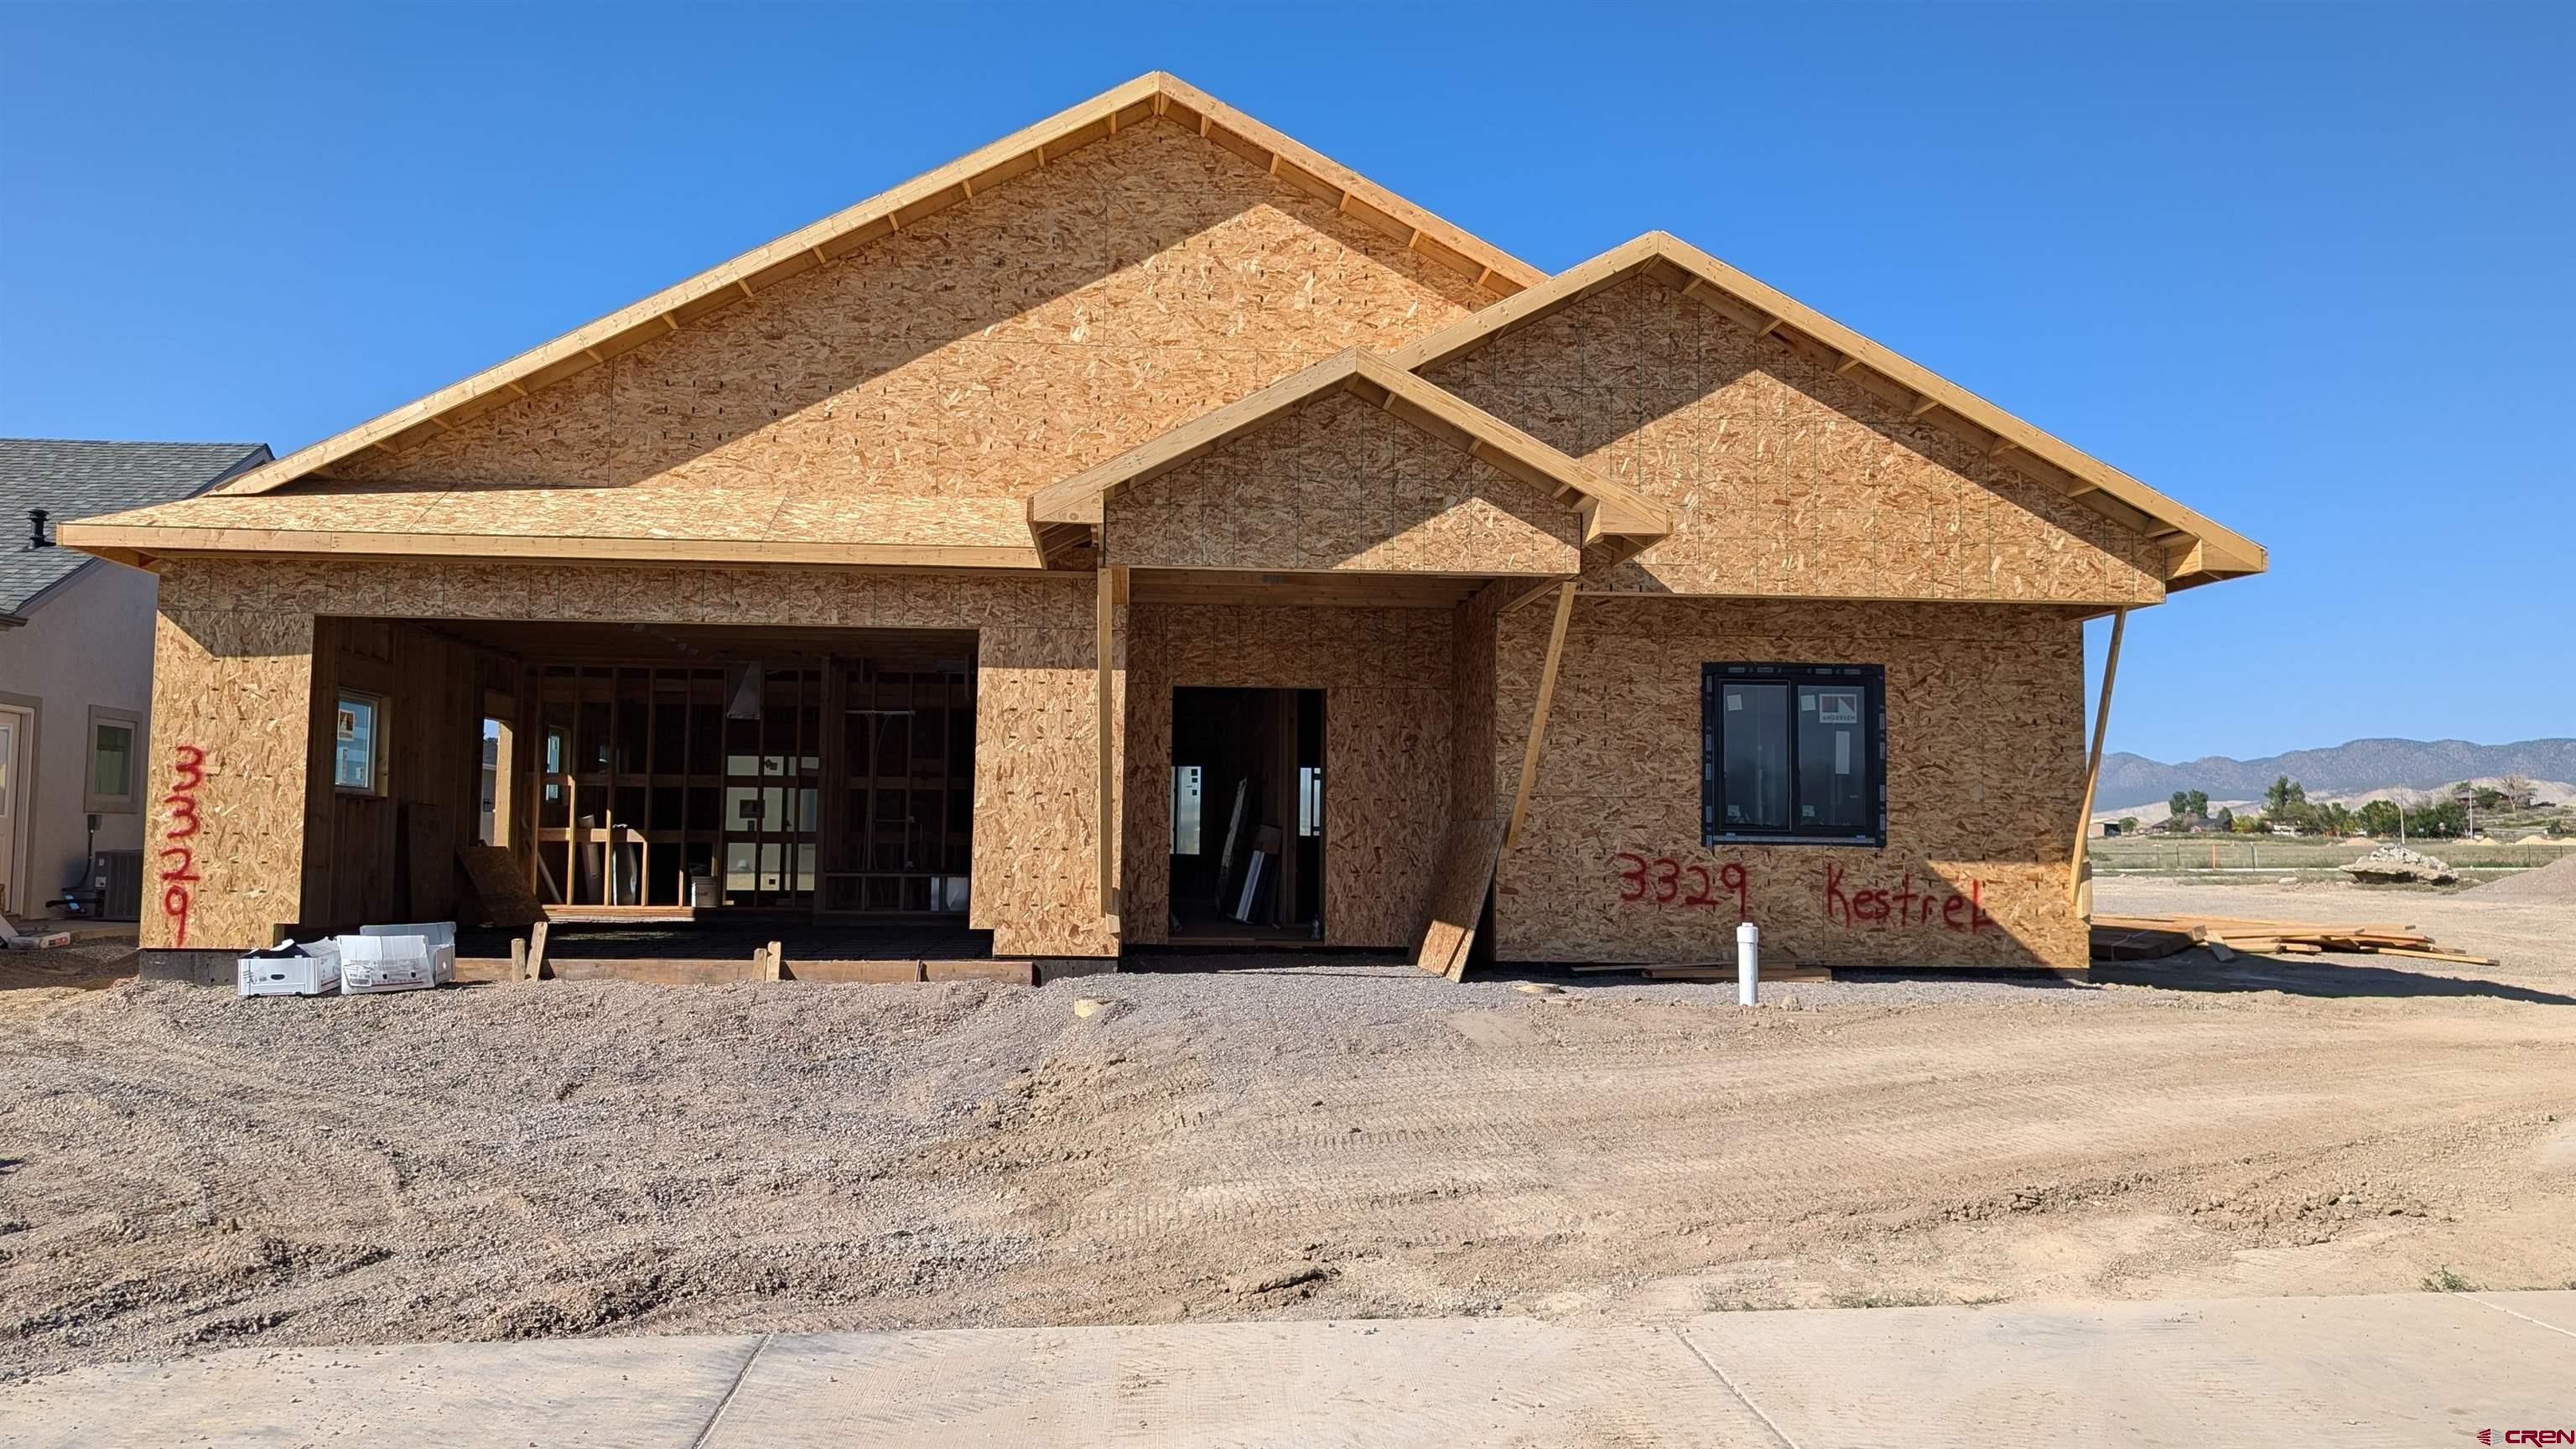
[2, 1294, 2568, 1448]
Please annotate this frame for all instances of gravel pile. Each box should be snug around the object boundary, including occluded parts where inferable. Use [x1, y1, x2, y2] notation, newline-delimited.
[2469, 849, 2576, 904]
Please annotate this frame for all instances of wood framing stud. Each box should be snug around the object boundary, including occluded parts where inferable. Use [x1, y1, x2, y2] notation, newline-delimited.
[1909, 396, 1942, 418]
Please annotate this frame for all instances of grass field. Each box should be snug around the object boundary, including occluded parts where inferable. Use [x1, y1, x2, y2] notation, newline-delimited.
[2092, 833, 2574, 880]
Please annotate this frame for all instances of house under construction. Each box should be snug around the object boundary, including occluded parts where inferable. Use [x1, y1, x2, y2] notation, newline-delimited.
[64, 73, 2263, 980]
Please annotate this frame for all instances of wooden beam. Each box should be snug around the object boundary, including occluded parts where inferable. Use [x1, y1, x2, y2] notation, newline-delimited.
[2070, 607, 2127, 916]
[1504, 582, 1578, 849]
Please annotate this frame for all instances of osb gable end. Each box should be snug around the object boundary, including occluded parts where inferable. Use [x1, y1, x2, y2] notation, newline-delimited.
[148, 558, 1116, 958]
[318, 120, 1489, 522]
[1425, 276, 2167, 606]
[1121, 601, 1452, 948]
[1105, 390, 1582, 574]
[1492, 595, 2090, 969]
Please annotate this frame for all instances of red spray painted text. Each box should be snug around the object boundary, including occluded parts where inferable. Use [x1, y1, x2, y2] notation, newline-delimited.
[158, 745, 205, 948]
[1609, 854, 1991, 934]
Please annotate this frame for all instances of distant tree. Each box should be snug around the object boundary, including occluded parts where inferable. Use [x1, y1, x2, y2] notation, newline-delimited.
[2471, 787, 2508, 813]
[2499, 774, 2536, 810]
[2169, 789, 2191, 821]
[2264, 775, 2309, 817]
[2314, 802, 2356, 836]
[2214, 806, 2235, 830]
[2406, 797, 2467, 839]
[2230, 813, 2267, 834]
[2118, 816, 2141, 836]
[2188, 790, 2210, 818]
[2355, 799, 2404, 837]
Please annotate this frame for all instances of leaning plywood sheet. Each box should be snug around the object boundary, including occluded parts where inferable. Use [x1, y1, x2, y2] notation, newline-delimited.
[1414, 817, 1505, 980]
[457, 844, 543, 929]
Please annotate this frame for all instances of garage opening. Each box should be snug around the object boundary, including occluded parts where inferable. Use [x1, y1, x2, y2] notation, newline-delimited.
[309, 616, 983, 963]
[1167, 686, 1322, 943]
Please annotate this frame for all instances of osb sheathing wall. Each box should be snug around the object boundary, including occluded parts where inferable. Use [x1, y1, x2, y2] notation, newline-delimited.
[144, 558, 1118, 958]
[1449, 583, 1503, 823]
[1105, 392, 1581, 575]
[1425, 277, 2167, 606]
[309, 122, 1488, 523]
[1493, 596, 2090, 969]
[1122, 603, 1452, 948]
[143, 605, 314, 950]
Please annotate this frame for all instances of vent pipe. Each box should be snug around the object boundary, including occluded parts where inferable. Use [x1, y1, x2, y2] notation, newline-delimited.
[28, 508, 49, 548]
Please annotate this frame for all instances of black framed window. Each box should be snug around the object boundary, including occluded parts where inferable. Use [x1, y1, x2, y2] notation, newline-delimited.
[1701, 663, 1885, 847]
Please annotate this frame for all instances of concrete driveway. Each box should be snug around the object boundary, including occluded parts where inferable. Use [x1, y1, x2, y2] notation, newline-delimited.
[4, 1292, 2569, 1446]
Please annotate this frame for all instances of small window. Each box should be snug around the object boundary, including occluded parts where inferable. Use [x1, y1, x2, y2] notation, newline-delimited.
[1171, 765, 1203, 855]
[335, 691, 385, 793]
[86, 708, 141, 813]
[1296, 766, 1324, 839]
[1702, 664, 1884, 847]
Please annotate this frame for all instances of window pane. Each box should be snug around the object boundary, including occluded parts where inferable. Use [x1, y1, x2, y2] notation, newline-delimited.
[334, 695, 377, 791]
[92, 724, 134, 797]
[1798, 684, 1870, 833]
[1721, 683, 1790, 829]
[1171, 765, 1202, 854]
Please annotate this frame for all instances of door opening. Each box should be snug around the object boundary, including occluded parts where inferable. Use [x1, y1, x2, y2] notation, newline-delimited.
[1167, 686, 1323, 943]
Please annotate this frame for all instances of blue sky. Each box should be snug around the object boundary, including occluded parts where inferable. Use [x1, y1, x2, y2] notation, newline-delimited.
[3, 2, 2568, 762]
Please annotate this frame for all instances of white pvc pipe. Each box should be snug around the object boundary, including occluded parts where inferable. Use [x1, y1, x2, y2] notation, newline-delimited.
[1737, 922, 1760, 1005]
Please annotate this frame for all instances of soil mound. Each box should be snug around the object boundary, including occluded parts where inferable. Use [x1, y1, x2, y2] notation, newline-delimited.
[2470, 849, 2576, 904]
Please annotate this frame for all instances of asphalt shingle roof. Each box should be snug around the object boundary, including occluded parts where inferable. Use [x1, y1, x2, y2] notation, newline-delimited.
[0, 439, 271, 615]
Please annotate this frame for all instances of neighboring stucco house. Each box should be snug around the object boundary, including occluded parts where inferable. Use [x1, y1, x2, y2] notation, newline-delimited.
[59, 75, 2261, 976]
[0, 439, 273, 919]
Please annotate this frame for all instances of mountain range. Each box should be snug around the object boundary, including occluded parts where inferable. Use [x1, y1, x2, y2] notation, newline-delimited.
[2096, 738, 2576, 812]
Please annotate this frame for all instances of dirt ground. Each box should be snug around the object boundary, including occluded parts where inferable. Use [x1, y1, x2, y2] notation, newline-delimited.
[3, 879, 2571, 1381]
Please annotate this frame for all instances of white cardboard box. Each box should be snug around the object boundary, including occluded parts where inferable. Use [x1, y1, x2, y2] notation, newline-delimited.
[237, 940, 342, 997]
[339, 921, 457, 995]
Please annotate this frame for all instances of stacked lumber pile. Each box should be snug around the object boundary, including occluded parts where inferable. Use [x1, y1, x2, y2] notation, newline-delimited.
[2089, 913, 2494, 967]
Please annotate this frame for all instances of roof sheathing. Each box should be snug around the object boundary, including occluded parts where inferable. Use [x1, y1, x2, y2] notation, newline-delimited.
[211, 73, 1545, 501]
[1389, 232, 2267, 591]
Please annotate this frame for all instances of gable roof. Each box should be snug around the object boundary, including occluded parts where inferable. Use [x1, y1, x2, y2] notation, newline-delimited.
[1027, 349, 1670, 569]
[1387, 232, 2267, 592]
[0, 439, 271, 616]
[203, 72, 1545, 503]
